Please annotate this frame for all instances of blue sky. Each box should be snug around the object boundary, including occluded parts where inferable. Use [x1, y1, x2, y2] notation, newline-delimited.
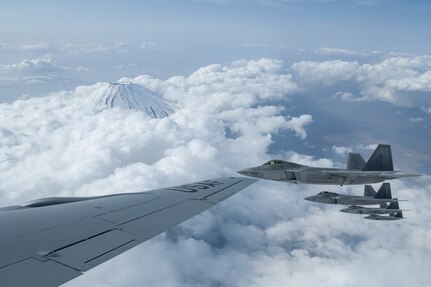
[1, 0, 431, 101]
[2, 0, 430, 52]
[0, 1, 430, 286]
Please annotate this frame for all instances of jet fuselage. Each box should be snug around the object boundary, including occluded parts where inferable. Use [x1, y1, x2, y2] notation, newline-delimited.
[364, 214, 404, 221]
[304, 191, 397, 205]
[238, 162, 416, 185]
[340, 205, 402, 215]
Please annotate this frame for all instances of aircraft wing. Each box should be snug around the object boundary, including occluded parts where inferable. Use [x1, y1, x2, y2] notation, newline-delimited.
[317, 170, 367, 176]
[0, 177, 257, 287]
[315, 170, 373, 184]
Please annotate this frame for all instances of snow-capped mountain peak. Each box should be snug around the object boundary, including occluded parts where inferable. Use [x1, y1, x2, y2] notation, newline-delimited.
[89, 81, 175, 118]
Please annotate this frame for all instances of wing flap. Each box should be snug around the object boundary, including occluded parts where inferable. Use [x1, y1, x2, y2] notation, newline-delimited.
[0, 258, 81, 287]
[0, 217, 115, 270]
[119, 199, 214, 239]
[47, 229, 136, 271]
[97, 197, 178, 225]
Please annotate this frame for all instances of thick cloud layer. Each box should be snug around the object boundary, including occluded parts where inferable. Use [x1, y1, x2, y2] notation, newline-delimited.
[0, 57, 68, 86]
[292, 56, 431, 111]
[0, 58, 301, 203]
[0, 58, 429, 287]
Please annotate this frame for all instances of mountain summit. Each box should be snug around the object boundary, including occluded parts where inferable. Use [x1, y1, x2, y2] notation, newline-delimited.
[89, 82, 175, 118]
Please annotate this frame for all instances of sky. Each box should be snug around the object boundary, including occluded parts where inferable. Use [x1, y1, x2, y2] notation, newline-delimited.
[0, 1, 430, 286]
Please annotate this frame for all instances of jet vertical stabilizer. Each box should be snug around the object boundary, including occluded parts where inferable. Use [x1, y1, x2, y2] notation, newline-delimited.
[362, 144, 393, 171]
[379, 202, 388, 209]
[364, 196, 404, 220]
[387, 199, 399, 210]
[347, 153, 366, 170]
[364, 185, 376, 197]
[373, 183, 392, 199]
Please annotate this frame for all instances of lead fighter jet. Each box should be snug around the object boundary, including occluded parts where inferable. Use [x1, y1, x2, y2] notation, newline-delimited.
[238, 144, 421, 185]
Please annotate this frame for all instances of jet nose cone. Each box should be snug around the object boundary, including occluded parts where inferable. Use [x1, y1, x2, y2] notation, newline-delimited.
[304, 195, 316, 202]
[237, 168, 252, 176]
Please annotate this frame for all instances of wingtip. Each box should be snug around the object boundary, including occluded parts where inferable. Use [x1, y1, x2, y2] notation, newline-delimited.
[239, 177, 259, 184]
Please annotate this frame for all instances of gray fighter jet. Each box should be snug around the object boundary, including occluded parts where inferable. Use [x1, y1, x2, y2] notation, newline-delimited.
[238, 144, 421, 185]
[365, 211, 404, 221]
[304, 183, 397, 205]
[340, 200, 403, 215]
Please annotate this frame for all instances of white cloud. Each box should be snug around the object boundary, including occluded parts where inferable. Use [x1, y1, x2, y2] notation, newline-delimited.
[421, 106, 431, 114]
[409, 117, 424, 123]
[332, 144, 378, 158]
[64, 175, 431, 287]
[0, 42, 52, 51]
[130, 58, 298, 113]
[0, 58, 301, 201]
[239, 43, 270, 49]
[139, 42, 166, 51]
[0, 57, 67, 74]
[0, 41, 165, 56]
[333, 91, 362, 101]
[292, 56, 431, 109]
[0, 42, 135, 55]
[59, 42, 134, 54]
[115, 63, 137, 69]
[387, 70, 431, 92]
[285, 114, 313, 139]
[332, 145, 353, 156]
[292, 60, 360, 85]
[0, 57, 68, 86]
[76, 66, 90, 71]
[0, 58, 429, 287]
[315, 47, 381, 57]
[356, 143, 378, 150]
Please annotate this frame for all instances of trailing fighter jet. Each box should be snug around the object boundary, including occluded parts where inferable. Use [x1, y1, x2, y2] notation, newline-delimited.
[340, 200, 404, 215]
[304, 183, 397, 205]
[364, 211, 404, 221]
[238, 144, 421, 185]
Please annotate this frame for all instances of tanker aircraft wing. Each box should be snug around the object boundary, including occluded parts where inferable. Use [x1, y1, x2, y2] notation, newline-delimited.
[0, 177, 257, 287]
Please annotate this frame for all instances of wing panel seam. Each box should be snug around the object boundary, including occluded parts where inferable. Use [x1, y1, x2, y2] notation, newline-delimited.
[84, 240, 136, 264]
[201, 180, 241, 199]
[50, 229, 113, 254]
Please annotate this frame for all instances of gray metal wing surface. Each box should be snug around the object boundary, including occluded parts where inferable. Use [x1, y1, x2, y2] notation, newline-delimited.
[0, 177, 257, 287]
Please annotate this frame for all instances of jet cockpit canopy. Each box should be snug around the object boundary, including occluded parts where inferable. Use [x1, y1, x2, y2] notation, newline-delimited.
[263, 159, 287, 165]
[318, 191, 336, 196]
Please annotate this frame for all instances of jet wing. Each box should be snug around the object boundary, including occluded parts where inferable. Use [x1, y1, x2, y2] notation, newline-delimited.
[317, 170, 367, 176]
[0, 177, 256, 287]
[315, 170, 376, 184]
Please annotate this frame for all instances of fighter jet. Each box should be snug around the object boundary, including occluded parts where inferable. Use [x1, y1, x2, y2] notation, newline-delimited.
[340, 200, 404, 215]
[364, 211, 404, 221]
[238, 144, 421, 185]
[304, 183, 397, 205]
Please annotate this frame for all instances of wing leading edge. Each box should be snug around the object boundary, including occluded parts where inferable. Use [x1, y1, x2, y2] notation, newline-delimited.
[0, 177, 257, 287]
